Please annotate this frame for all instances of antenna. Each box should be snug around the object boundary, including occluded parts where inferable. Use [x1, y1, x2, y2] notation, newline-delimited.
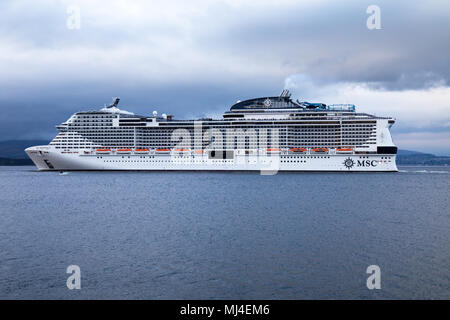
[280, 89, 290, 98]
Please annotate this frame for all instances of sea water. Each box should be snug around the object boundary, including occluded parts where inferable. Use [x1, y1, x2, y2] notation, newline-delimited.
[0, 166, 449, 299]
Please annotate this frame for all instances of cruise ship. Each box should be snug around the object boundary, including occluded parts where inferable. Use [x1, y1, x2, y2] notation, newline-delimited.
[25, 90, 398, 172]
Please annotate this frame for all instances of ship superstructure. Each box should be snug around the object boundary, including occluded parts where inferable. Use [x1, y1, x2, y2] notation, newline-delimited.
[26, 91, 398, 172]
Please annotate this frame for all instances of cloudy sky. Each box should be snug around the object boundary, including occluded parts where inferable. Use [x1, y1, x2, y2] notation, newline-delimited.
[0, 0, 449, 154]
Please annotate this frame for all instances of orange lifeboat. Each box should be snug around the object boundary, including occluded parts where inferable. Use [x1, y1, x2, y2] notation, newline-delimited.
[174, 148, 189, 152]
[117, 148, 132, 154]
[289, 147, 307, 153]
[266, 148, 281, 153]
[134, 148, 149, 153]
[336, 147, 353, 154]
[194, 150, 204, 154]
[96, 148, 111, 154]
[155, 148, 171, 153]
[311, 147, 329, 153]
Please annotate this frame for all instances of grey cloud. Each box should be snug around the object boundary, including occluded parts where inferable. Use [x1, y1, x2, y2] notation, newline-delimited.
[0, 79, 278, 140]
[193, 0, 450, 89]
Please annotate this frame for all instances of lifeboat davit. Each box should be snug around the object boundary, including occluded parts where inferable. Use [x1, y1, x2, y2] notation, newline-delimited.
[134, 148, 150, 154]
[336, 147, 353, 154]
[117, 148, 132, 154]
[289, 147, 307, 153]
[311, 147, 329, 153]
[96, 148, 111, 154]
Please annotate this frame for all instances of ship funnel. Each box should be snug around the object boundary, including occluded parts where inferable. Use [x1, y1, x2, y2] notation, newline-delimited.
[107, 97, 120, 108]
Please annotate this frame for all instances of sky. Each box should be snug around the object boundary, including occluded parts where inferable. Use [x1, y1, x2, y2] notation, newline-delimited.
[0, 0, 449, 155]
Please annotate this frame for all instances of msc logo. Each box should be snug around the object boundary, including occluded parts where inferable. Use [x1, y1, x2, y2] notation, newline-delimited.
[358, 160, 378, 167]
[343, 158, 378, 169]
[343, 157, 355, 169]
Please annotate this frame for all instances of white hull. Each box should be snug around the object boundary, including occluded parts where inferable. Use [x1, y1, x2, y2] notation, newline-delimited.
[26, 147, 398, 172]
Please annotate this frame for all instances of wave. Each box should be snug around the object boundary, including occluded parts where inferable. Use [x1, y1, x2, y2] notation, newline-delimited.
[400, 169, 450, 174]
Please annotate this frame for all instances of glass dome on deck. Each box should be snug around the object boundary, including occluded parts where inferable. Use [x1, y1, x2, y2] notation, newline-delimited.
[229, 89, 355, 112]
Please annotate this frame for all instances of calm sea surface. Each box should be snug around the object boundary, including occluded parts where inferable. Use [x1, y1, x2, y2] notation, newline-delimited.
[0, 166, 449, 299]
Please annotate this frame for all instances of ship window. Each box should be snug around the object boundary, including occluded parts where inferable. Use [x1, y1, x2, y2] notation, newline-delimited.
[208, 150, 234, 160]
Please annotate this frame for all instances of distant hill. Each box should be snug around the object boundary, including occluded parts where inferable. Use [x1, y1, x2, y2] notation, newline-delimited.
[396, 149, 450, 165]
[0, 140, 49, 159]
[397, 149, 425, 156]
[0, 140, 448, 166]
[0, 158, 33, 165]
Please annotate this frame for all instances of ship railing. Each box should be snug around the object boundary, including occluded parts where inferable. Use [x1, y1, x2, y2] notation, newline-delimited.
[86, 147, 359, 156]
[327, 104, 356, 111]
